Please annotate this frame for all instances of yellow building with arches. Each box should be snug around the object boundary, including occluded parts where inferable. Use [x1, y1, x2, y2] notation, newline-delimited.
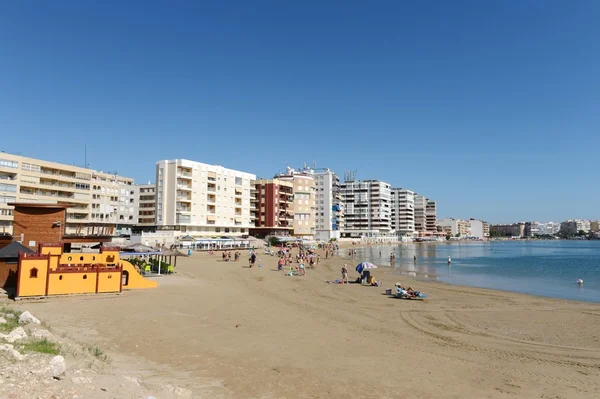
[16, 243, 157, 298]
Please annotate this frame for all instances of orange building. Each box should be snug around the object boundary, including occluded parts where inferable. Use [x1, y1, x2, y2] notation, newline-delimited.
[16, 243, 157, 298]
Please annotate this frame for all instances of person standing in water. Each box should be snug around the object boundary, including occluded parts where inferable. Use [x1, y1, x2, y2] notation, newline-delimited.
[448, 256, 452, 265]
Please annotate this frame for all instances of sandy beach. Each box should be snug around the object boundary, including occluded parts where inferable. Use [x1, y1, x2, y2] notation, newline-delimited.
[7, 248, 600, 398]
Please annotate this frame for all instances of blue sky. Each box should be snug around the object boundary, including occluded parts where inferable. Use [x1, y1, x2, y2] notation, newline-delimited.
[1, 1, 598, 223]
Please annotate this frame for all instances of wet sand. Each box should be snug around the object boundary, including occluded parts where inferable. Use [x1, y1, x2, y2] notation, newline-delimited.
[12, 249, 600, 398]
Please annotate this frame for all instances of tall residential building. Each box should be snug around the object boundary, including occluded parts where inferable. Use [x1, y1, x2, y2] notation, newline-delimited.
[426, 200, 437, 233]
[155, 160, 256, 237]
[414, 195, 427, 233]
[468, 219, 490, 240]
[0, 152, 137, 237]
[133, 183, 156, 232]
[251, 179, 294, 237]
[274, 168, 316, 238]
[311, 169, 344, 241]
[341, 179, 391, 237]
[438, 218, 471, 237]
[390, 188, 415, 235]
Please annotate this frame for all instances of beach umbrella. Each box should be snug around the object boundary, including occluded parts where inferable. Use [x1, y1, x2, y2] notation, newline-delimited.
[356, 262, 378, 274]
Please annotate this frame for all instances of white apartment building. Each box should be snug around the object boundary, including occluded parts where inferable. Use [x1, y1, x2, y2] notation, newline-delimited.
[155, 159, 256, 237]
[438, 218, 470, 237]
[468, 219, 490, 240]
[134, 183, 156, 230]
[390, 188, 415, 235]
[275, 168, 317, 238]
[312, 169, 344, 241]
[560, 219, 591, 235]
[414, 195, 427, 233]
[426, 199, 437, 233]
[0, 152, 137, 236]
[341, 179, 391, 238]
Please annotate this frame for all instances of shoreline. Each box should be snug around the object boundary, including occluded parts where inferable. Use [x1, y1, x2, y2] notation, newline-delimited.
[6, 248, 600, 398]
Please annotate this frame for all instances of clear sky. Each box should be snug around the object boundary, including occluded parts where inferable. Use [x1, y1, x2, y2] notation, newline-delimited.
[1, 1, 598, 223]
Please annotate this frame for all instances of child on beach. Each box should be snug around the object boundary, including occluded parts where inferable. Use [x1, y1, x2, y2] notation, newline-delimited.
[341, 264, 349, 284]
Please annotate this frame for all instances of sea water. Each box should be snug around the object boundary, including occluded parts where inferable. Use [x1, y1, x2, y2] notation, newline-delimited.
[354, 240, 600, 303]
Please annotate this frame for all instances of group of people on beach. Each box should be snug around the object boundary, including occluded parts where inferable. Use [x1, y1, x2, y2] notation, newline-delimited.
[275, 245, 322, 276]
[221, 251, 241, 262]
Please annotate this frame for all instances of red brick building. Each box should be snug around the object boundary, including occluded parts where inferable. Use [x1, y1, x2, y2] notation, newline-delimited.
[250, 179, 294, 238]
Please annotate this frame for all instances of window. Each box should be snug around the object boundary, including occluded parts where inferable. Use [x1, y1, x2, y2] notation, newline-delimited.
[30, 268, 38, 278]
[0, 195, 16, 204]
[0, 184, 16, 192]
[21, 162, 40, 172]
[0, 159, 18, 168]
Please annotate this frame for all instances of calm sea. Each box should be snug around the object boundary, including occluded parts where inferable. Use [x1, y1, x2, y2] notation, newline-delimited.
[354, 241, 600, 303]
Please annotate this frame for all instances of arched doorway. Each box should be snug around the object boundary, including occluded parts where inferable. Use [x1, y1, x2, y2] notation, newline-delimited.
[122, 270, 129, 287]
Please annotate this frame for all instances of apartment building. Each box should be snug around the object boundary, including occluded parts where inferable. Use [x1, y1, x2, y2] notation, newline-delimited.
[274, 168, 316, 238]
[468, 219, 490, 240]
[341, 179, 391, 237]
[155, 159, 256, 237]
[438, 218, 470, 237]
[414, 195, 427, 233]
[251, 179, 294, 237]
[133, 183, 156, 231]
[313, 169, 344, 241]
[489, 223, 525, 238]
[426, 200, 437, 233]
[0, 153, 136, 237]
[390, 188, 415, 235]
[559, 219, 591, 235]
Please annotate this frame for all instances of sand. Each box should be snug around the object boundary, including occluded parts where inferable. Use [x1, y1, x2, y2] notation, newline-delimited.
[9, 247, 600, 398]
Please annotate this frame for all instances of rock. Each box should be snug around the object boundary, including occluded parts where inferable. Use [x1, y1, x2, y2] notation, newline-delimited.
[71, 376, 92, 384]
[5, 313, 15, 319]
[32, 329, 53, 340]
[19, 311, 41, 325]
[174, 387, 193, 397]
[0, 343, 25, 361]
[0, 317, 6, 324]
[49, 355, 67, 379]
[1, 326, 28, 343]
[123, 376, 141, 386]
[162, 384, 192, 398]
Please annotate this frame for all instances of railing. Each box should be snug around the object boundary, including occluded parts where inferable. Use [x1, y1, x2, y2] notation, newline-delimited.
[177, 172, 192, 178]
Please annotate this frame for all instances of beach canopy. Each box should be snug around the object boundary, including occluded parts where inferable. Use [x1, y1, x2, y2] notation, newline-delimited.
[121, 243, 158, 253]
[356, 262, 377, 274]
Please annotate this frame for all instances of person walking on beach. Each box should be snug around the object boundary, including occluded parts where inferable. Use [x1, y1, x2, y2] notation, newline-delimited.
[413, 254, 417, 263]
[341, 264, 349, 284]
[249, 253, 256, 268]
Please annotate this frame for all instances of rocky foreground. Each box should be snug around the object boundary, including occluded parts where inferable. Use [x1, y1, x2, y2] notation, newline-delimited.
[0, 307, 194, 399]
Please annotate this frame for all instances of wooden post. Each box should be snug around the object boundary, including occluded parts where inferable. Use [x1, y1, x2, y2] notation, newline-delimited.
[95, 264, 100, 293]
[45, 257, 50, 296]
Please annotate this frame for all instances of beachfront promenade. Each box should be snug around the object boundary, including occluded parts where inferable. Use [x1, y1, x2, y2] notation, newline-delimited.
[13, 248, 600, 398]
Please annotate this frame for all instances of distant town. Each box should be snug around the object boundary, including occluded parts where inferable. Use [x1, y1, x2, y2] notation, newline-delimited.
[0, 152, 596, 247]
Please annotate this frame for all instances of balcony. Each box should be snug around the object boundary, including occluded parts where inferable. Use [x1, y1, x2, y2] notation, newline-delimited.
[177, 172, 192, 179]
[207, 205, 216, 214]
[207, 195, 216, 204]
[177, 184, 192, 191]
